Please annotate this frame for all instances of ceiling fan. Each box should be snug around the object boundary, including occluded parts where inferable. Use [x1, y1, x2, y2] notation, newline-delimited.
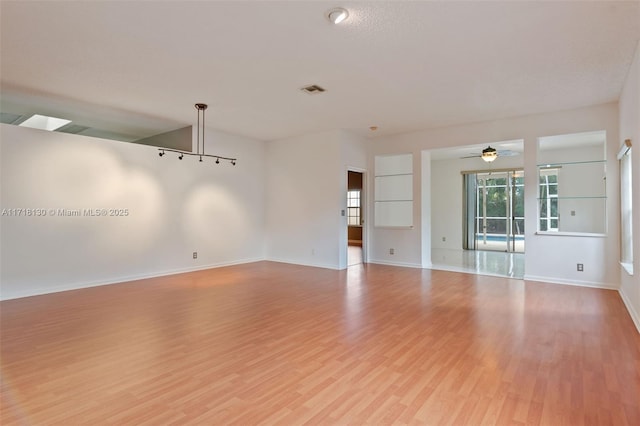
[460, 146, 520, 162]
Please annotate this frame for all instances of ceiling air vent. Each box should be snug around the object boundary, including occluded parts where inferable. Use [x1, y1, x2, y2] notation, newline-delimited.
[300, 84, 326, 95]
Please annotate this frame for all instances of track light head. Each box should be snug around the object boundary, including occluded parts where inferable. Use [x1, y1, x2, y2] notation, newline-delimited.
[215, 158, 220, 164]
[231, 160, 236, 166]
[159, 151, 165, 157]
[199, 156, 203, 162]
[179, 153, 184, 160]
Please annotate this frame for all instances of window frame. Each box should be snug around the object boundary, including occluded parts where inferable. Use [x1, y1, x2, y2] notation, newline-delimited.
[347, 190, 362, 227]
[539, 168, 559, 232]
[618, 139, 633, 275]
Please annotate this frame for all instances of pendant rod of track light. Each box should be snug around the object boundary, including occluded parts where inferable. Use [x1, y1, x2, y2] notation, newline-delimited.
[196, 103, 205, 156]
[157, 103, 237, 165]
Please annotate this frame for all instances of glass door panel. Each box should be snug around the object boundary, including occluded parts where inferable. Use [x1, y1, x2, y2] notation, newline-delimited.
[474, 171, 524, 253]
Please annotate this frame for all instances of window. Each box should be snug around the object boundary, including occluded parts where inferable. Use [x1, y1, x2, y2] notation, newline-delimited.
[539, 168, 559, 231]
[619, 139, 633, 274]
[347, 190, 361, 226]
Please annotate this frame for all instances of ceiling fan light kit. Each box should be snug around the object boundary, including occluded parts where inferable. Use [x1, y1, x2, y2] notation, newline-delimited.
[481, 146, 498, 162]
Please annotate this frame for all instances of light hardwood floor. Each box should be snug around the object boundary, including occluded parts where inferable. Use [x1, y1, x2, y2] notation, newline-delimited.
[2, 261, 639, 425]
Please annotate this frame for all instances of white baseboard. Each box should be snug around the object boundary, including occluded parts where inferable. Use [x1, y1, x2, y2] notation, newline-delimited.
[619, 287, 640, 334]
[264, 257, 341, 271]
[523, 274, 618, 290]
[368, 259, 422, 269]
[0, 257, 266, 301]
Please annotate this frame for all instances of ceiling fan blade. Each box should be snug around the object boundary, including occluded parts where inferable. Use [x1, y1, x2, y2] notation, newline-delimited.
[497, 150, 520, 157]
[460, 154, 481, 159]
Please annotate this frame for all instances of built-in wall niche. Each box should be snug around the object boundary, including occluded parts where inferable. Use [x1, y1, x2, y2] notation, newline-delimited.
[537, 130, 606, 235]
[374, 153, 413, 227]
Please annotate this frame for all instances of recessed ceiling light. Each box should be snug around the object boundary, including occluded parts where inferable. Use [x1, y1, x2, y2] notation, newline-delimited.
[326, 7, 349, 24]
[19, 114, 71, 131]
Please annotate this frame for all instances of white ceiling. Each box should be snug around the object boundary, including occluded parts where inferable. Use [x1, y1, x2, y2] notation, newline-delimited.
[1, 1, 639, 141]
[430, 139, 524, 161]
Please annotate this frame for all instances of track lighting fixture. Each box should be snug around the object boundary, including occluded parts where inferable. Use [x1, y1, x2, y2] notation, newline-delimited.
[157, 103, 238, 165]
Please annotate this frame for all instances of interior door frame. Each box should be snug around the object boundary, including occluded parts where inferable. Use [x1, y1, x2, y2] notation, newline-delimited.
[346, 167, 367, 266]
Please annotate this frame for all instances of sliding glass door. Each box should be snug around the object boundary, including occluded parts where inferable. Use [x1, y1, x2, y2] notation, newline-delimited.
[463, 170, 524, 253]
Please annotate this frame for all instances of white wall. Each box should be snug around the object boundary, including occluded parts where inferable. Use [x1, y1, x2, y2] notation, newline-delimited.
[0, 123, 266, 300]
[265, 129, 366, 270]
[369, 103, 620, 288]
[619, 39, 640, 332]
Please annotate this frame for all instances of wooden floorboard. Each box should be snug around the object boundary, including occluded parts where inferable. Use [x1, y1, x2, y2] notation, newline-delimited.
[1, 261, 639, 425]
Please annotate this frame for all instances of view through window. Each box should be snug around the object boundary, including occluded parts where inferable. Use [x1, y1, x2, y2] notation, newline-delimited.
[347, 190, 361, 226]
[539, 168, 559, 231]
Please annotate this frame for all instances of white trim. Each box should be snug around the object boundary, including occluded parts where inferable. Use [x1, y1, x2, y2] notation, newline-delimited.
[0, 257, 266, 301]
[535, 231, 607, 238]
[619, 287, 640, 334]
[265, 257, 342, 271]
[617, 138, 632, 160]
[621, 262, 634, 276]
[346, 166, 368, 269]
[373, 226, 414, 229]
[523, 274, 618, 290]
[368, 259, 422, 268]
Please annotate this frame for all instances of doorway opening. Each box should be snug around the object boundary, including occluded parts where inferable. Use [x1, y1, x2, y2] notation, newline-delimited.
[347, 170, 364, 266]
[463, 169, 524, 253]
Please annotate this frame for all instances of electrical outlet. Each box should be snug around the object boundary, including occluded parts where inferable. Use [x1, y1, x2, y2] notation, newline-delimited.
[389, 248, 395, 255]
[571, 210, 576, 216]
[311, 248, 315, 255]
[193, 252, 198, 259]
[442, 237, 446, 242]
[577, 263, 583, 272]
